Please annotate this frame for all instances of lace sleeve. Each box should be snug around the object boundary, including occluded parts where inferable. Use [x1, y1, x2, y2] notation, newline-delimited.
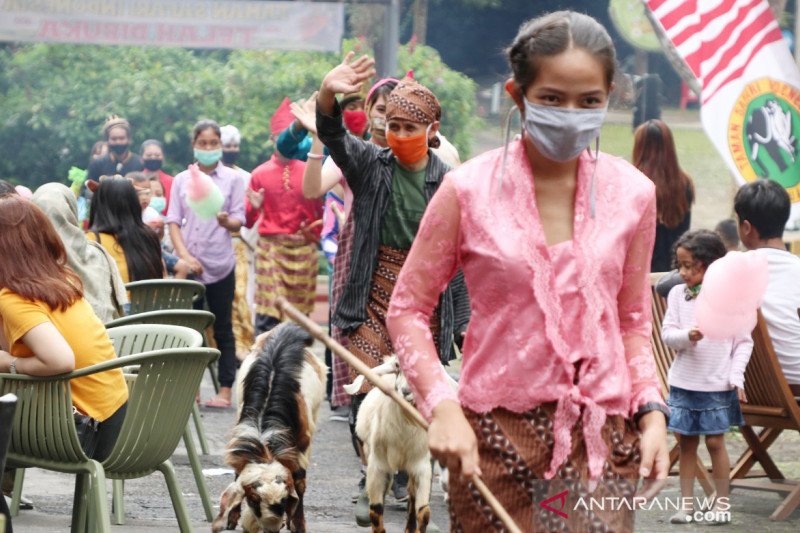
[618, 191, 666, 416]
[387, 176, 461, 420]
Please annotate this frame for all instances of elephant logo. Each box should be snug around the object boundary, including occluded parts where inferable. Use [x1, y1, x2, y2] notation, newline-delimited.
[747, 99, 796, 176]
[728, 79, 800, 190]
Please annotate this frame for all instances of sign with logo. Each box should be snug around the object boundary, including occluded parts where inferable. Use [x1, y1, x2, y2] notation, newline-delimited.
[609, 0, 662, 52]
[729, 78, 800, 198]
[644, 0, 800, 220]
[0, 0, 344, 52]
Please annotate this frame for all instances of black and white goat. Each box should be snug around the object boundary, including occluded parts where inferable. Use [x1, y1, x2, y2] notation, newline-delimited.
[347, 356, 457, 533]
[212, 323, 326, 533]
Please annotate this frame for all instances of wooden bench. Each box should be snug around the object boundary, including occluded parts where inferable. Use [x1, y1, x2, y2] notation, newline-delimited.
[729, 311, 800, 520]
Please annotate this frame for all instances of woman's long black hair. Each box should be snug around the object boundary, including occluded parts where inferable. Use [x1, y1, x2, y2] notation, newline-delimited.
[89, 178, 163, 281]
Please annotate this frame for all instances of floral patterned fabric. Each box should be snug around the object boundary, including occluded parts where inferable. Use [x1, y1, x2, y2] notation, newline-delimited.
[386, 139, 665, 480]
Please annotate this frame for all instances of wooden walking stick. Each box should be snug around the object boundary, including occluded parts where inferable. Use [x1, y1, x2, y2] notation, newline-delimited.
[277, 297, 524, 533]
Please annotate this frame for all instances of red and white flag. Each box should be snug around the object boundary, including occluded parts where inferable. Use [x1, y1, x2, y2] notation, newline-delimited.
[644, 0, 800, 219]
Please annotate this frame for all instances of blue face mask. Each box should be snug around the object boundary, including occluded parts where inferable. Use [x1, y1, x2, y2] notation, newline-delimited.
[149, 196, 167, 213]
[194, 148, 222, 166]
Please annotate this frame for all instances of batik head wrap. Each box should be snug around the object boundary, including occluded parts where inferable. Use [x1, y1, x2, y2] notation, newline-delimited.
[385, 77, 441, 125]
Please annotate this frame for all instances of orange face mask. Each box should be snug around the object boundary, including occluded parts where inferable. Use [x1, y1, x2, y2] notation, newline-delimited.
[386, 127, 430, 166]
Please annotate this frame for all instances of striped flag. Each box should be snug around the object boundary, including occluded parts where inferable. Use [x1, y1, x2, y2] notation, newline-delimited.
[644, 0, 800, 219]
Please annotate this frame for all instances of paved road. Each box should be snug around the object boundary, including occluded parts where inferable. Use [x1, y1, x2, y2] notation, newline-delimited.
[9, 340, 800, 532]
[9, 341, 451, 532]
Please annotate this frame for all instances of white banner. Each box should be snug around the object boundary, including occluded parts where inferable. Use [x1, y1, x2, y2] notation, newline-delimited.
[705, 43, 800, 210]
[645, 0, 800, 219]
[0, 0, 344, 52]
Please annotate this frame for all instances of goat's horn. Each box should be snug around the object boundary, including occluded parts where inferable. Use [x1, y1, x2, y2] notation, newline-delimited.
[343, 376, 365, 395]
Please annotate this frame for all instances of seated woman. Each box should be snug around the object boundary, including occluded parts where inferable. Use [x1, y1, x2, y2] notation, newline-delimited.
[31, 183, 128, 324]
[0, 196, 128, 461]
[87, 177, 164, 284]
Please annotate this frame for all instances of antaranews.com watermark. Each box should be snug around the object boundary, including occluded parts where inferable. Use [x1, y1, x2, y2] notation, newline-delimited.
[540, 490, 731, 524]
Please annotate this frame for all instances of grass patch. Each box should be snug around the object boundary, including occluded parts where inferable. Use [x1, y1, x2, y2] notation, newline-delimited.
[600, 122, 739, 231]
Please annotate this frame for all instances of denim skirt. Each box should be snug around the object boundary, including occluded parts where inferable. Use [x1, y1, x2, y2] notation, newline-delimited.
[667, 385, 745, 436]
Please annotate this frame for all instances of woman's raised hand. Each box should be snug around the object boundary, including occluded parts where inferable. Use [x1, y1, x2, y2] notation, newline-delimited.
[321, 52, 375, 96]
[290, 92, 318, 134]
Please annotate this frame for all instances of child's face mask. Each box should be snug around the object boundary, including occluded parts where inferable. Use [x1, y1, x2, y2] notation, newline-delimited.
[149, 196, 167, 213]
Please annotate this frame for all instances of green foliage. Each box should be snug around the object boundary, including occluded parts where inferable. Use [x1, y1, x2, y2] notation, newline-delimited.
[398, 42, 481, 159]
[441, 0, 501, 7]
[0, 40, 479, 188]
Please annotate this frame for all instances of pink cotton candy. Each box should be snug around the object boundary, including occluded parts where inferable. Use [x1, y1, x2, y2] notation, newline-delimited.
[14, 185, 32, 199]
[186, 164, 210, 201]
[695, 251, 769, 340]
[185, 163, 224, 219]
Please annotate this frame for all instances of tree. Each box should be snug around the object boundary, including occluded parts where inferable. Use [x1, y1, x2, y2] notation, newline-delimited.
[0, 40, 481, 188]
[770, 0, 788, 20]
[397, 40, 481, 158]
[0, 44, 227, 188]
[411, 0, 500, 45]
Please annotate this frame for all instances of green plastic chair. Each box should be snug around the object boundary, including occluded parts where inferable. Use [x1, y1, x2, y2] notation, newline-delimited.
[0, 329, 219, 533]
[104, 318, 216, 523]
[124, 279, 205, 315]
[106, 308, 220, 394]
[123, 280, 221, 394]
[105, 310, 217, 453]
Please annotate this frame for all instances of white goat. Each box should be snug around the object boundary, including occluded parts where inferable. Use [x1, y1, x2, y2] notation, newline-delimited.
[347, 356, 456, 533]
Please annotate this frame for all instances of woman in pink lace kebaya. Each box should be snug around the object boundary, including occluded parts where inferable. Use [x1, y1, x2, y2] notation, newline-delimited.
[386, 11, 670, 532]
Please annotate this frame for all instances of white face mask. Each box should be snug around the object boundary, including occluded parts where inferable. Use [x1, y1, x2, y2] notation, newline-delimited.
[523, 98, 607, 162]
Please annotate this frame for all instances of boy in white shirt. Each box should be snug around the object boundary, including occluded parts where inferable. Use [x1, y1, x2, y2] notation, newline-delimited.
[735, 180, 800, 394]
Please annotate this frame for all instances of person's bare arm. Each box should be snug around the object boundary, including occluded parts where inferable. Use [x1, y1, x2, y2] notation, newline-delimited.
[301, 135, 343, 199]
[0, 322, 75, 376]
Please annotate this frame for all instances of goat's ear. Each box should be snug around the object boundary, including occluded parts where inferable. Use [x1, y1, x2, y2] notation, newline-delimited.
[252, 330, 273, 353]
[226, 450, 252, 475]
[243, 481, 263, 510]
[372, 358, 400, 377]
[211, 481, 244, 533]
[285, 483, 300, 520]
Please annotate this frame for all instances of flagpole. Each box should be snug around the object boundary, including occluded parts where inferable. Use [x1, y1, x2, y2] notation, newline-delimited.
[795, 0, 800, 66]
